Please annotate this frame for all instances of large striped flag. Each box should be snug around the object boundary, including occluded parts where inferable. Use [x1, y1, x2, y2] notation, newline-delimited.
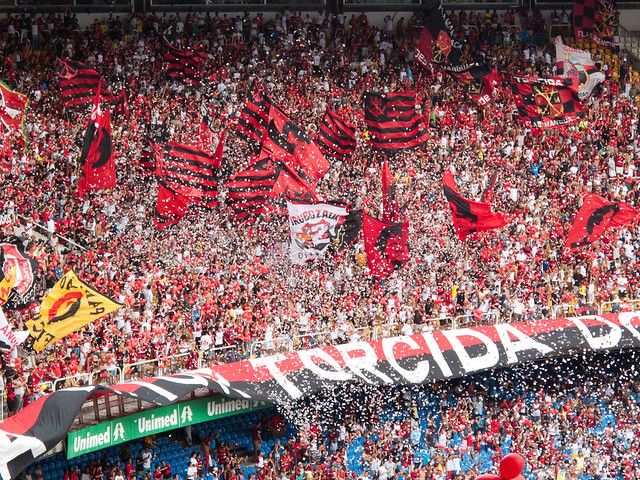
[57, 59, 112, 108]
[364, 91, 429, 153]
[236, 90, 271, 147]
[226, 158, 280, 222]
[154, 141, 221, 230]
[226, 145, 319, 223]
[162, 38, 206, 83]
[316, 108, 356, 162]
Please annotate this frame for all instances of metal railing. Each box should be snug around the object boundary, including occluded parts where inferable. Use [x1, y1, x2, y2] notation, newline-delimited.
[0, 0, 133, 11]
[551, 303, 600, 319]
[52, 369, 120, 392]
[121, 351, 209, 383]
[16, 214, 88, 252]
[248, 322, 400, 359]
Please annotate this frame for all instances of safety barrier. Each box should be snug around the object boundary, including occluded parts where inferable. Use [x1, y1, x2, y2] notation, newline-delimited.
[551, 303, 601, 319]
[16, 213, 88, 252]
[248, 322, 399, 359]
[52, 369, 120, 392]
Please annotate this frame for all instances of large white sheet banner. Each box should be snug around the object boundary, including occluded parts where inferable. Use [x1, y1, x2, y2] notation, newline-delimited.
[287, 202, 348, 264]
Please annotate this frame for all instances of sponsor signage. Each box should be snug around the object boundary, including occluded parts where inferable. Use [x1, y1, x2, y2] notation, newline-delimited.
[66, 396, 271, 459]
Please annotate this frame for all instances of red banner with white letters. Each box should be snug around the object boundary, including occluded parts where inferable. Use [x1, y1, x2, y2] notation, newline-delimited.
[3, 313, 640, 479]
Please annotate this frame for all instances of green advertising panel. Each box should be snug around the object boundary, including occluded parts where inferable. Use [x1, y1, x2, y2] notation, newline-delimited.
[67, 396, 271, 459]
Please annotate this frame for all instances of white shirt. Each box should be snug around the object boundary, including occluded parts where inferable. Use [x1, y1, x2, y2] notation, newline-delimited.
[142, 450, 152, 469]
[187, 465, 198, 479]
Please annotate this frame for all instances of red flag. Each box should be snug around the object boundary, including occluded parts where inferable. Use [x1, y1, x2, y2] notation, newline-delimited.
[115, 90, 129, 119]
[212, 130, 225, 168]
[77, 87, 115, 197]
[154, 182, 192, 231]
[381, 160, 398, 223]
[363, 214, 409, 280]
[481, 170, 498, 203]
[564, 193, 638, 253]
[263, 105, 329, 190]
[442, 171, 508, 241]
[198, 120, 214, 152]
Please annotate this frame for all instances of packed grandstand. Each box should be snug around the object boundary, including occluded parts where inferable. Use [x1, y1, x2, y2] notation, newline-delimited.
[0, 0, 639, 479]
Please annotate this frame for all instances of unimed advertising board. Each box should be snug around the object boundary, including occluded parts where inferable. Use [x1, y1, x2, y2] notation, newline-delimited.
[67, 396, 271, 459]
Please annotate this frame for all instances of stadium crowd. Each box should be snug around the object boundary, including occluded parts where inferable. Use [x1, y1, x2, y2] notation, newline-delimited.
[0, 7, 639, 415]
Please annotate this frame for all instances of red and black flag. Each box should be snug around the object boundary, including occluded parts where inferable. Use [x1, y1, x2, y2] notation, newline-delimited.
[140, 122, 169, 173]
[510, 76, 584, 129]
[114, 89, 130, 119]
[329, 208, 363, 253]
[226, 155, 280, 223]
[57, 59, 113, 108]
[381, 160, 399, 223]
[237, 90, 271, 147]
[226, 139, 321, 224]
[363, 214, 409, 280]
[158, 141, 220, 208]
[316, 108, 357, 162]
[414, 2, 464, 68]
[573, 0, 618, 47]
[442, 171, 508, 241]
[153, 140, 221, 230]
[263, 104, 329, 190]
[154, 182, 192, 231]
[364, 91, 429, 152]
[162, 37, 207, 83]
[78, 89, 115, 197]
[564, 193, 638, 253]
[451, 64, 501, 106]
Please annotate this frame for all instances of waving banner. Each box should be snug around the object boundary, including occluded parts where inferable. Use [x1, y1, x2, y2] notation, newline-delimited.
[573, 0, 618, 47]
[564, 193, 638, 253]
[287, 201, 350, 264]
[555, 37, 605, 100]
[0, 236, 41, 311]
[415, 2, 465, 69]
[510, 76, 584, 128]
[443, 171, 508, 240]
[4, 313, 640, 478]
[25, 271, 123, 352]
[0, 313, 640, 480]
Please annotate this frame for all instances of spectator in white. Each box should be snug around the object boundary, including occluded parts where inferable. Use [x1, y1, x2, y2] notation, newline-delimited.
[512, 298, 526, 321]
[141, 447, 153, 472]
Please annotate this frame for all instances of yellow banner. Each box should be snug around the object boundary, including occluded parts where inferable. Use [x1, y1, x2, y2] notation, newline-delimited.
[26, 270, 123, 352]
[0, 266, 17, 305]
